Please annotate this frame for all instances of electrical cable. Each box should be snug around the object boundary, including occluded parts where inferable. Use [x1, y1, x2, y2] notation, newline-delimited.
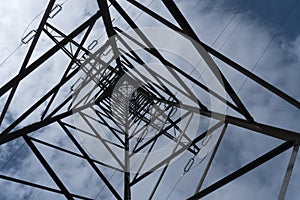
[0, 44, 23, 67]
[94, 170, 118, 199]
[163, 145, 209, 199]
[162, 3, 257, 198]
[211, 0, 248, 47]
[121, 0, 156, 32]
[0, 142, 26, 171]
[191, 0, 253, 86]
[3, 0, 297, 199]
[0, 0, 69, 67]
[164, 2, 299, 199]
[91, 0, 155, 49]
[165, 174, 183, 200]
[0, 2, 71, 198]
[32, 155, 72, 200]
[218, 0, 257, 51]
[236, 0, 299, 94]
[60, 0, 69, 6]
[83, 2, 133, 51]
[21, 10, 45, 41]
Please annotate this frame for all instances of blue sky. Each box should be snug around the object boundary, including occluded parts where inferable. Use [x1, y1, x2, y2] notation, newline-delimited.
[0, 0, 299, 199]
[227, 0, 300, 39]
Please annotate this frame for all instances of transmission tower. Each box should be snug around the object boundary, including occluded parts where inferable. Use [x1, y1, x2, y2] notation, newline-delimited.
[0, 0, 299, 199]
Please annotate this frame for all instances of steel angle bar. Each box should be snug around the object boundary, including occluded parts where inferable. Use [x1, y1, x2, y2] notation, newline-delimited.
[0, 12, 102, 141]
[195, 123, 228, 193]
[0, 11, 102, 97]
[58, 121, 122, 200]
[79, 112, 126, 170]
[59, 121, 124, 172]
[119, 2, 300, 110]
[0, 174, 92, 200]
[126, 0, 182, 32]
[97, 0, 122, 69]
[114, 27, 241, 114]
[198, 41, 300, 109]
[161, 0, 254, 122]
[187, 141, 295, 199]
[93, 110, 125, 146]
[82, 110, 125, 147]
[41, 20, 96, 120]
[132, 111, 191, 154]
[148, 164, 169, 200]
[23, 135, 74, 200]
[119, 51, 180, 104]
[0, 68, 81, 136]
[44, 22, 91, 55]
[278, 144, 299, 200]
[131, 135, 158, 186]
[0, 100, 93, 145]
[0, 0, 56, 126]
[109, 0, 207, 111]
[151, 98, 300, 142]
[42, 28, 81, 64]
[130, 121, 223, 186]
[46, 55, 116, 120]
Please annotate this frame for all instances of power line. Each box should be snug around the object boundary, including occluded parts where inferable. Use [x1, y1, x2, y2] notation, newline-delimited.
[94, 170, 118, 199]
[236, 0, 299, 94]
[165, 174, 183, 200]
[0, 44, 23, 67]
[164, 1, 299, 198]
[0, 0, 69, 67]
[0, 1, 72, 196]
[211, 0, 248, 47]
[192, 0, 255, 85]
[218, 0, 257, 50]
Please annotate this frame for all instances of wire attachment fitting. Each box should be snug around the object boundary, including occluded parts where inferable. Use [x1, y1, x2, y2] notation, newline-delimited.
[49, 4, 62, 19]
[202, 134, 212, 146]
[184, 157, 194, 173]
[21, 30, 36, 44]
[88, 40, 98, 50]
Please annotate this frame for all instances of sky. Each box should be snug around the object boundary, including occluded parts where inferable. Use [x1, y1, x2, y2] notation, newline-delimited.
[0, 0, 299, 200]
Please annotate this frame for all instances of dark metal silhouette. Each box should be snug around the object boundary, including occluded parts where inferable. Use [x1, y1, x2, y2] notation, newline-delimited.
[0, 0, 299, 199]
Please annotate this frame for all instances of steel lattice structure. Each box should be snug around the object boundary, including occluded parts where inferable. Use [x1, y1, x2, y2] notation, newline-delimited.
[0, 0, 299, 199]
